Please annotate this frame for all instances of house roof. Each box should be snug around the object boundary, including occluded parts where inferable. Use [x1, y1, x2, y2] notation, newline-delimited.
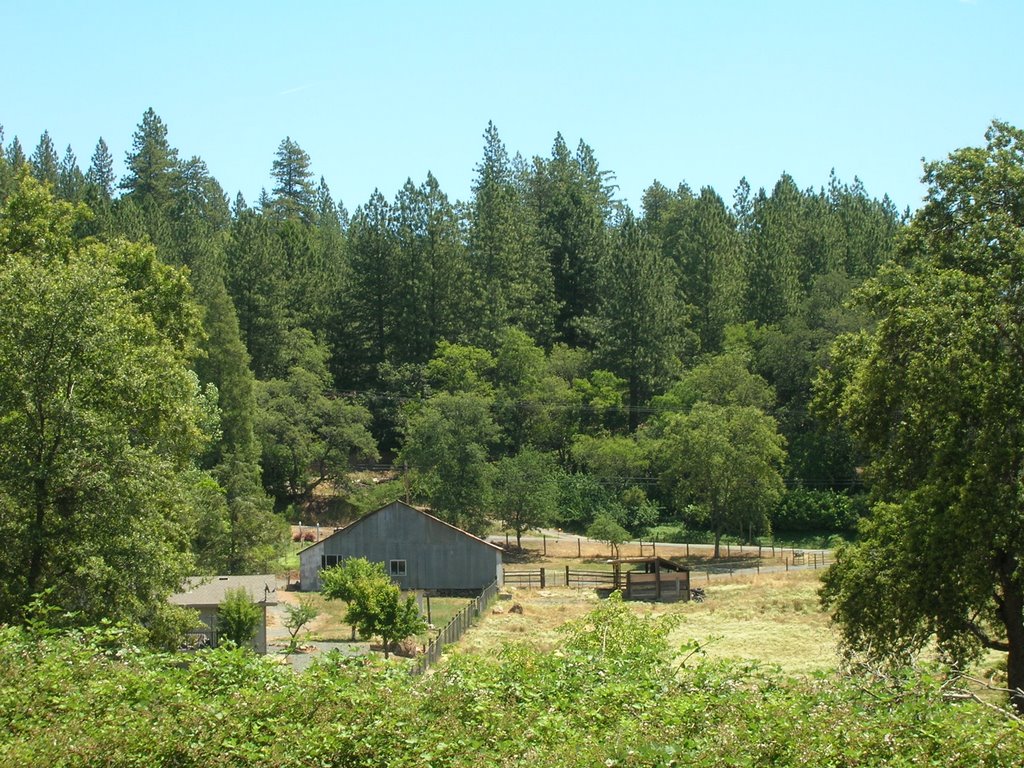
[298, 499, 504, 556]
[168, 574, 278, 607]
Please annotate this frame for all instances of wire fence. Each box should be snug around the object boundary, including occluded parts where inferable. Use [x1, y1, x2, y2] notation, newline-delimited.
[411, 579, 500, 676]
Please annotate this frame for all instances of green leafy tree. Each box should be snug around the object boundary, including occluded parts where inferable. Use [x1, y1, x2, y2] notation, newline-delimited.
[398, 392, 498, 534]
[0, 174, 211, 625]
[814, 121, 1024, 713]
[217, 587, 261, 648]
[657, 403, 786, 556]
[282, 598, 319, 653]
[491, 448, 559, 548]
[321, 558, 426, 659]
[587, 513, 630, 558]
[256, 329, 378, 508]
[654, 352, 775, 414]
[423, 341, 496, 398]
[570, 434, 648, 498]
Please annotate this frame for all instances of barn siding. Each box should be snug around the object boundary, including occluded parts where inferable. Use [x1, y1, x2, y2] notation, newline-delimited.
[299, 502, 502, 592]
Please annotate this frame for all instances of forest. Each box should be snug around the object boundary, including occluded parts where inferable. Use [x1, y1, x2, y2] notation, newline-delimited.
[0, 110, 904, 627]
[4, 107, 1024, 733]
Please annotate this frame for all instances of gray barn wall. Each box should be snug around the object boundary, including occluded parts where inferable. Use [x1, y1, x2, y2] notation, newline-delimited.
[299, 501, 502, 592]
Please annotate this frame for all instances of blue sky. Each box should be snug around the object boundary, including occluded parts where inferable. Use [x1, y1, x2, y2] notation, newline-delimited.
[3, 1, 1021, 214]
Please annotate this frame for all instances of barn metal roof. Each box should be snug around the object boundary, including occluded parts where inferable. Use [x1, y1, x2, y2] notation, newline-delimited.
[297, 500, 504, 556]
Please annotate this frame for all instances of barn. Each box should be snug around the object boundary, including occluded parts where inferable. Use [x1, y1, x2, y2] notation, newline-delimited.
[298, 500, 503, 593]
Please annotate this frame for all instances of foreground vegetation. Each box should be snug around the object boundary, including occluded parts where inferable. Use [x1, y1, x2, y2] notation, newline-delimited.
[2, 596, 1020, 767]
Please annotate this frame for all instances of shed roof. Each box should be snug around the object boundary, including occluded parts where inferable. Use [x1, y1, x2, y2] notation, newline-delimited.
[609, 556, 690, 572]
[168, 574, 278, 607]
[298, 500, 504, 556]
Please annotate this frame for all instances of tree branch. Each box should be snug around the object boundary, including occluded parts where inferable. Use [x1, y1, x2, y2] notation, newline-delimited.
[964, 618, 1011, 652]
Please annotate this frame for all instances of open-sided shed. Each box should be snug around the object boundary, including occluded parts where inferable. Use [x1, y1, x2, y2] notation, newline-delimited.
[298, 500, 503, 593]
[611, 556, 691, 602]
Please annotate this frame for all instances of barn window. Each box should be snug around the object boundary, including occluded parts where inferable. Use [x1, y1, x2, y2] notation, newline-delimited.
[390, 560, 406, 576]
[320, 554, 340, 570]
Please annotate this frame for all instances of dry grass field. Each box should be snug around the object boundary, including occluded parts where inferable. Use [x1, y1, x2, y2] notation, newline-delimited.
[457, 570, 839, 676]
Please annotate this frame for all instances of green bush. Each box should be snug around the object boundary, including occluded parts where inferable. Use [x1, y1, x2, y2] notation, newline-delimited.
[773, 489, 865, 534]
[2, 607, 1023, 766]
[217, 587, 260, 648]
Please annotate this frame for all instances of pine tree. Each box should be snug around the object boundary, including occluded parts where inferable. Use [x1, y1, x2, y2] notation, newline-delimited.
[467, 122, 555, 348]
[30, 131, 59, 187]
[745, 175, 804, 325]
[224, 209, 291, 378]
[121, 108, 180, 213]
[593, 210, 685, 431]
[85, 137, 116, 200]
[269, 137, 315, 223]
[661, 186, 745, 353]
[57, 145, 85, 201]
[527, 134, 613, 347]
[392, 173, 472, 365]
[341, 190, 399, 386]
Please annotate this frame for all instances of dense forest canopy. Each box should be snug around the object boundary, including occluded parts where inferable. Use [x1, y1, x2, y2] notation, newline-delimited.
[0, 110, 902, 625]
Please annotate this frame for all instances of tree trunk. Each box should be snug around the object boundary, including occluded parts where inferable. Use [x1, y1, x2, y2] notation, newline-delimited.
[713, 530, 722, 560]
[26, 477, 49, 599]
[998, 562, 1024, 714]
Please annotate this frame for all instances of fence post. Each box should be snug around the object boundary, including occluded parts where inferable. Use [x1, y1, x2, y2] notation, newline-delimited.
[577, 537, 581, 557]
[626, 570, 633, 600]
[426, 595, 431, 625]
[653, 539, 657, 557]
[540, 567, 546, 589]
[565, 565, 570, 587]
[543, 534, 547, 556]
[686, 543, 690, 558]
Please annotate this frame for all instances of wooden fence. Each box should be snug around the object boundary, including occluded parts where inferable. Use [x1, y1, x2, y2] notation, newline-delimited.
[503, 566, 616, 589]
[505, 552, 834, 591]
[411, 579, 499, 675]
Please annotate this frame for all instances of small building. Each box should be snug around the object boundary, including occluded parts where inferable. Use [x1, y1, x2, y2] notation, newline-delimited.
[299, 500, 503, 593]
[168, 574, 278, 653]
[611, 557, 691, 602]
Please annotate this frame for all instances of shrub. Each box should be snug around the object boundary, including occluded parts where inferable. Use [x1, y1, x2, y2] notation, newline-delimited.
[217, 588, 260, 648]
[773, 489, 864, 534]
